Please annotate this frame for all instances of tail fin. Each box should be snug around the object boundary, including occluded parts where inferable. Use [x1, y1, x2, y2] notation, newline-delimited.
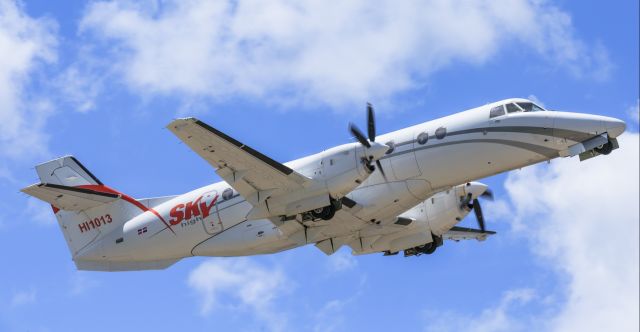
[35, 155, 103, 187]
[22, 156, 164, 270]
[23, 156, 181, 271]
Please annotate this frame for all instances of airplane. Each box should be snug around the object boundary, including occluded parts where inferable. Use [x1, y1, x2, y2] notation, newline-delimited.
[22, 98, 626, 271]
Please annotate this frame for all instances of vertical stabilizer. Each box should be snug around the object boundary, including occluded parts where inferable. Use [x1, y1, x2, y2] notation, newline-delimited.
[25, 156, 140, 260]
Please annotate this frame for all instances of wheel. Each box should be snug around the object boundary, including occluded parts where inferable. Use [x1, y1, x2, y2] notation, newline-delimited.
[595, 141, 613, 155]
[311, 205, 336, 220]
[422, 242, 437, 255]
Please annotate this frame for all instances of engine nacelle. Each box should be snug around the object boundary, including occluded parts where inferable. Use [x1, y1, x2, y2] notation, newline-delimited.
[400, 183, 479, 236]
[276, 142, 387, 219]
[319, 143, 385, 197]
[381, 182, 488, 256]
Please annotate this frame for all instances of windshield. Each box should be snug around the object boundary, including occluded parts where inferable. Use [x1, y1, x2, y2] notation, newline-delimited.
[517, 102, 545, 112]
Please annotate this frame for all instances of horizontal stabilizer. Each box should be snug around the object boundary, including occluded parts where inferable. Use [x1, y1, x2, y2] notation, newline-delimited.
[75, 259, 180, 271]
[444, 226, 496, 242]
[21, 183, 120, 211]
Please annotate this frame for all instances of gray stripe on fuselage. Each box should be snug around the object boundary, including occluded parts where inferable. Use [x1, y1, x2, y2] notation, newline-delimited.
[384, 126, 590, 147]
[378, 125, 592, 159]
[430, 139, 558, 158]
[380, 138, 558, 160]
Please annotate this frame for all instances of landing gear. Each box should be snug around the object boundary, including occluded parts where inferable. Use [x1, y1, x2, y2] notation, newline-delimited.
[404, 242, 436, 256]
[309, 198, 342, 221]
[421, 242, 437, 255]
[595, 141, 613, 155]
[403, 235, 443, 257]
[311, 205, 336, 220]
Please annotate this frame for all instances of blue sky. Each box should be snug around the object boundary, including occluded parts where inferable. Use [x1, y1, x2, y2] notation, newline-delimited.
[0, 1, 638, 331]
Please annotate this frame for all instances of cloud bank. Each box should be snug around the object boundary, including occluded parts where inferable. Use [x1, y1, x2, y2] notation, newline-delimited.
[187, 258, 289, 331]
[0, 0, 57, 161]
[424, 133, 639, 332]
[78, 0, 610, 109]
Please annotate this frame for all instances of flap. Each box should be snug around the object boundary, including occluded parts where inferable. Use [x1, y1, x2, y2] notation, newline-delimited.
[315, 238, 340, 255]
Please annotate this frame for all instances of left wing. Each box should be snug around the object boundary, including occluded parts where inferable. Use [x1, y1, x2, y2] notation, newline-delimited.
[167, 118, 312, 207]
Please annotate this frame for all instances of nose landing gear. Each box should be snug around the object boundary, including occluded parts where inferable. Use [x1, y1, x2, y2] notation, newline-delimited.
[595, 141, 614, 155]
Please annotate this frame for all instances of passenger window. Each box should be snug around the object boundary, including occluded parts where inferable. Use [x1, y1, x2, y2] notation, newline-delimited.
[417, 132, 428, 145]
[435, 127, 447, 139]
[489, 105, 505, 118]
[506, 103, 521, 113]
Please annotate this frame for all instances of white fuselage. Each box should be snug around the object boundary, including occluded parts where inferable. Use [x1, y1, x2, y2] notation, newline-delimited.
[78, 98, 625, 263]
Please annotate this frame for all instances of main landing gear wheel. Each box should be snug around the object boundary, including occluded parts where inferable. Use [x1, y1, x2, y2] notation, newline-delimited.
[595, 141, 613, 155]
[421, 242, 437, 255]
[311, 205, 336, 220]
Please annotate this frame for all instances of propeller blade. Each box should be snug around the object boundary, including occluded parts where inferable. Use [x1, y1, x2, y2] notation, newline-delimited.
[367, 103, 376, 142]
[349, 123, 371, 148]
[375, 160, 388, 181]
[472, 198, 486, 232]
[480, 189, 494, 201]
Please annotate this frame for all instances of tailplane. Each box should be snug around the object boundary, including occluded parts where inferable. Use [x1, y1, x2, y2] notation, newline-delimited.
[21, 156, 178, 271]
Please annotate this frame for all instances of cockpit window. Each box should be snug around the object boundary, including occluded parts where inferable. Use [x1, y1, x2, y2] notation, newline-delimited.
[489, 105, 505, 118]
[517, 102, 545, 112]
[506, 103, 521, 113]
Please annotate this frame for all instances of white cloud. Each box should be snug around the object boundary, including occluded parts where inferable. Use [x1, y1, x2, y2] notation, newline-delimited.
[10, 288, 36, 307]
[312, 275, 365, 332]
[502, 133, 639, 331]
[313, 298, 351, 332]
[423, 133, 639, 332]
[0, 0, 57, 160]
[627, 99, 639, 124]
[326, 249, 357, 272]
[423, 289, 538, 332]
[527, 94, 545, 108]
[77, 0, 610, 109]
[56, 64, 99, 113]
[24, 196, 56, 226]
[187, 258, 289, 331]
[69, 272, 99, 296]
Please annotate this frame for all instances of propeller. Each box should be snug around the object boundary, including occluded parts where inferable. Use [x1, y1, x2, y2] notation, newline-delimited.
[480, 188, 494, 201]
[472, 198, 485, 232]
[349, 103, 389, 180]
[460, 186, 494, 232]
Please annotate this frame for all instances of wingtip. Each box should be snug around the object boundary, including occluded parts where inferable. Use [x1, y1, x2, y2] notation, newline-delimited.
[167, 117, 198, 130]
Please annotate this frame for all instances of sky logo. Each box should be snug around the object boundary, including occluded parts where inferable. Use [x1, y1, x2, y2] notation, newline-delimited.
[169, 193, 219, 225]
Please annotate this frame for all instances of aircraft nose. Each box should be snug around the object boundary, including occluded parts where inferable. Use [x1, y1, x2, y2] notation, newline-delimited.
[553, 112, 621, 140]
[465, 182, 488, 199]
[604, 117, 626, 138]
